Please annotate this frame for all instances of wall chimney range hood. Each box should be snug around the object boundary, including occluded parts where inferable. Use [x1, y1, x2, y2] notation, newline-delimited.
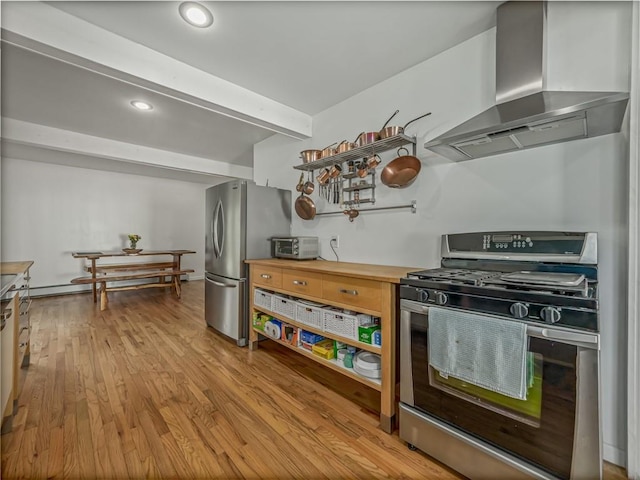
[424, 1, 629, 162]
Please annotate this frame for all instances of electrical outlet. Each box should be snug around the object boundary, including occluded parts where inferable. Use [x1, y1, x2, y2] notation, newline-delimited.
[330, 235, 339, 248]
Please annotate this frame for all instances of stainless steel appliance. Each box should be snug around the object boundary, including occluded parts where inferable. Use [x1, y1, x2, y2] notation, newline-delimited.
[424, 1, 629, 161]
[271, 236, 319, 260]
[399, 231, 601, 480]
[205, 180, 291, 346]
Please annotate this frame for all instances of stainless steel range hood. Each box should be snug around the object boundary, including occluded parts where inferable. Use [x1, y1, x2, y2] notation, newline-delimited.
[424, 1, 629, 162]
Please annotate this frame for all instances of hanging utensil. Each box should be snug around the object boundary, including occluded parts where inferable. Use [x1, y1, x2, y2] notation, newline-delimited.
[295, 192, 316, 220]
[295, 172, 304, 192]
[381, 147, 422, 188]
[302, 171, 314, 195]
[379, 112, 432, 139]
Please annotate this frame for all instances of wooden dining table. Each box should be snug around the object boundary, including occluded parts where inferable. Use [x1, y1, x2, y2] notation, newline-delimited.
[71, 250, 196, 307]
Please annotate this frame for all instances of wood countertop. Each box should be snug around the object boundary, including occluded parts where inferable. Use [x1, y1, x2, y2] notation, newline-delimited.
[0, 261, 34, 275]
[245, 258, 422, 283]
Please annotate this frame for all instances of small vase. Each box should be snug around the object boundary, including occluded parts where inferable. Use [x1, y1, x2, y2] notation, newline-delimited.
[130, 242, 137, 249]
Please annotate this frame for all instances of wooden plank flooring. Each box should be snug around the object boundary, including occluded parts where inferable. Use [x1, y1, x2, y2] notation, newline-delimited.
[0, 280, 628, 479]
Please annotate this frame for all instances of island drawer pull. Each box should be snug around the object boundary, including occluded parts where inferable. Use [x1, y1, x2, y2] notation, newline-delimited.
[260, 274, 272, 279]
[292, 280, 307, 286]
[1, 309, 12, 322]
[339, 289, 358, 296]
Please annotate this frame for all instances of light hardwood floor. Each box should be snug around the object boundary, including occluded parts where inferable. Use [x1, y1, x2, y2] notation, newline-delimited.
[0, 280, 628, 479]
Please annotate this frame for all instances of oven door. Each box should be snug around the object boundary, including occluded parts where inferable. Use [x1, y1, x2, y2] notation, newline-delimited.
[399, 299, 601, 480]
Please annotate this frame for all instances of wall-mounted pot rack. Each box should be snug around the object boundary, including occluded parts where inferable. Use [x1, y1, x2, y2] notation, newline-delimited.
[315, 200, 417, 218]
[293, 134, 416, 171]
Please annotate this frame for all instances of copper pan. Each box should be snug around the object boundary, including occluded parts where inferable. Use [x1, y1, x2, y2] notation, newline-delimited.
[319, 142, 338, 158]
[381, 147, 421, 188]
[295, 193, 316, 220]
[336, 139, 356, 154]
[380, 112, 432, 139]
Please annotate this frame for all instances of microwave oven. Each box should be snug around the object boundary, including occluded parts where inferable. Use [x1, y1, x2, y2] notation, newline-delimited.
[271, 237, 319, 260]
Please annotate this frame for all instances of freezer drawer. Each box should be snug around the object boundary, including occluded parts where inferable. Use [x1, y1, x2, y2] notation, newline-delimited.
[205, 273, 247, 346]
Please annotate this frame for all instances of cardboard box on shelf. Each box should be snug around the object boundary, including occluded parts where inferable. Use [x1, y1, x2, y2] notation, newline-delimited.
[281, 323, 300, 346]
[312, 339, 335, 360]
[358, 324, 381, 344]
[252, 312, 271, 332]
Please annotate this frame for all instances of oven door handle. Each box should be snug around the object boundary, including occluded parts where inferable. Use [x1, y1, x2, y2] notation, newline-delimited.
[527, 325, 599, 349]
[400, 299, 430, 315]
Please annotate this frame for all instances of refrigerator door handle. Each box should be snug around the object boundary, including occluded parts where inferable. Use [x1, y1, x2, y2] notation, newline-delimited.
[213, 199, 225, 259]
[205, 276, 237, 288]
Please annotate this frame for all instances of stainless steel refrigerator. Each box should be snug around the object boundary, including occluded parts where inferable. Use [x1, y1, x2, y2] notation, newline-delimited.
[205, 180, 291, 346]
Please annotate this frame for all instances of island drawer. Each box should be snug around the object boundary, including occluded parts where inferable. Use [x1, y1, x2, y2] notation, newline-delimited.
[322, 275, 382, 312]
[252, 266, 282, 289]
[281, 269, 323, 298]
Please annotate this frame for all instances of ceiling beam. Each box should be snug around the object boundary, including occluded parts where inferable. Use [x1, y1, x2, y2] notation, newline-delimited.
[2, 119, 254, 180]
[1, 2, 312, 140]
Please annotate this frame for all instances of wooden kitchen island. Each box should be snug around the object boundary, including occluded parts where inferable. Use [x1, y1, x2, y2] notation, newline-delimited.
[246, 258, 420, 433]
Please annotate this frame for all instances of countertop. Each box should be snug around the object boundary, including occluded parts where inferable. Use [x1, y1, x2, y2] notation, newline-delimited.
[0, 261, 33, 298]
[245, 258, 421, 283]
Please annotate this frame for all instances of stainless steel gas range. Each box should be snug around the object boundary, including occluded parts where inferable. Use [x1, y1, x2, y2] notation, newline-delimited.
[399, 231, 601, 480]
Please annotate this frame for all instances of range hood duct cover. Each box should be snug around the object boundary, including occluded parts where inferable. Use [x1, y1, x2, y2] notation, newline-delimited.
[424, 1, 629, 162]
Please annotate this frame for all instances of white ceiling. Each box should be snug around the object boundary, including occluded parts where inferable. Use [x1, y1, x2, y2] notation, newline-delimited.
[1, 1, 500, 181]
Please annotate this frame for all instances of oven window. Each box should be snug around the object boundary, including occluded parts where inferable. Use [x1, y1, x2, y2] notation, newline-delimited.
[428, 353, 543, 427]
[276, 242, 293, 255]
[408, 310, 577, 479]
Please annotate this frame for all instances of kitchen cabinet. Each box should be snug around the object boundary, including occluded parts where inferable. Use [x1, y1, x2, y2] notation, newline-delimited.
[1, 261, 33, 428]
[246, 258, 419, 433]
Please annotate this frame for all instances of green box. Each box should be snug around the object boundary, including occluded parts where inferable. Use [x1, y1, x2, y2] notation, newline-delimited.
[252, 312, 271, 332]
[358, 324, 381, 344]
[333, 340, 347, 358]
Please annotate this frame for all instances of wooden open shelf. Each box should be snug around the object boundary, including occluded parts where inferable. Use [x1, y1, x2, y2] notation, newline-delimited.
[251, 328, 382, 391]
[253, 305, 382, 355]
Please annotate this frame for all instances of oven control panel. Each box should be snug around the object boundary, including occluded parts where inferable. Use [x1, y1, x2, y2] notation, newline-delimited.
[442, 231, 597, 264]
[399, 285, 598, 332]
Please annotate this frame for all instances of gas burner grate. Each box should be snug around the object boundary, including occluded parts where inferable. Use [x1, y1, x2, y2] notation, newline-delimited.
[410, 268, 502, 286]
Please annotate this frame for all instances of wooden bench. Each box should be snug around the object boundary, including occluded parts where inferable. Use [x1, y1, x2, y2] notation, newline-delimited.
[71, 266, 194, 310]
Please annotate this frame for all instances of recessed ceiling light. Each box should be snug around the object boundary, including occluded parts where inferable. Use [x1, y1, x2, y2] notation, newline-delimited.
[130, 100, 153, 111]
[179, 2, 214, 28]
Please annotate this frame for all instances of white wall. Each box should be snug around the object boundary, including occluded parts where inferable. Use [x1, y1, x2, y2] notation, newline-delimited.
[254, 3, 632, 466]
[1, 157, 209, 294]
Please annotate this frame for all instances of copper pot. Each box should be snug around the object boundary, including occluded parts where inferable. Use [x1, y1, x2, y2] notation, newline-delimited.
[356, 131, 380, 147]
[328, 163, 342, 178]
[381, 147, 422, 188]
[300, 149, 322, 163]
[317, 168, 331, 185]
[379, 112, 432, 139]
[319, 142, 338, 159]
[336, 140, 356, 154]
[302, 172, 314, 195]
[366, 154, 382, 169]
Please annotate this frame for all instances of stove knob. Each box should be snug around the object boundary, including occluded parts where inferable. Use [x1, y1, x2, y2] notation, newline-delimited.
[510, 302, 529, 319]
[418, 289, 429, 303]
[541, 307, 562, 324]
[435, 292, 448, 306]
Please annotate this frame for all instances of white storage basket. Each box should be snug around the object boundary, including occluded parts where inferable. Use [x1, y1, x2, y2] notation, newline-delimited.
[323, 310, 360, 340]
[271, 294, 297, 320]
[253, 288, 274, 311]
[295, 301, 324, 330]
